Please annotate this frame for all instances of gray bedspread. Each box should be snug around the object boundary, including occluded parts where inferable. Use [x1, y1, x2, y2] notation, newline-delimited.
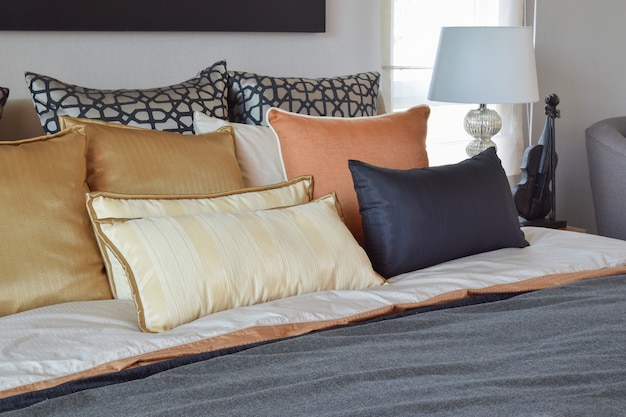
[4, 274, 626, 416]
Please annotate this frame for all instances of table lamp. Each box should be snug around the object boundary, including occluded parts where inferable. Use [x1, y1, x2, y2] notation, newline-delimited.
[427, 26, 539, 157]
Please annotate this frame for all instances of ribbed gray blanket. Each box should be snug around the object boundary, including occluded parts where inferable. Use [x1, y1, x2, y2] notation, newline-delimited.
[4, 274, 626, 416]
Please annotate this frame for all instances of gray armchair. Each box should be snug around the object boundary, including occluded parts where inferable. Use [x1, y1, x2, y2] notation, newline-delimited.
[585, 117, 626, 240]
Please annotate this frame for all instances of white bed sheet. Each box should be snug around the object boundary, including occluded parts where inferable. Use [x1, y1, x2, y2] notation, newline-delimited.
[2, 227, 626, 393]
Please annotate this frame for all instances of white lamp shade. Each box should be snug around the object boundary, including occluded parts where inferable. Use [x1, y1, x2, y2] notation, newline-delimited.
[428, 26, 539, 104]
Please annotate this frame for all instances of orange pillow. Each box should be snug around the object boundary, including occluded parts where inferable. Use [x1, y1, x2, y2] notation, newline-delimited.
[268, 106, 430, 245]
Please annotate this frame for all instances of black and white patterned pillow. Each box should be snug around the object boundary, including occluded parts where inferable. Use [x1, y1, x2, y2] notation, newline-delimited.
[227, 71, 380, 125]
[25, 61, 229, 135]
[0, 86, 8, 120]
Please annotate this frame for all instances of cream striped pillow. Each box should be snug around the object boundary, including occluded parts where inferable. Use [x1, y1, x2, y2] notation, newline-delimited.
[94, 193, 385, 332]
[87, 176, 313, 299]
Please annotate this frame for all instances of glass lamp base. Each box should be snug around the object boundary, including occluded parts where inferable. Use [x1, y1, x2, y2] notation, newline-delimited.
[465, 138, 498, 157]
[464, 104, 502, 157]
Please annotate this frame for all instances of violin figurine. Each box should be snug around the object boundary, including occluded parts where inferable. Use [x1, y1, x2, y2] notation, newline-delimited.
[513, 94, 565, 227]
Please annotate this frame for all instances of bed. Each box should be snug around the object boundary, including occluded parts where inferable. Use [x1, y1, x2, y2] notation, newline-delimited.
[2, 62, 626, 415]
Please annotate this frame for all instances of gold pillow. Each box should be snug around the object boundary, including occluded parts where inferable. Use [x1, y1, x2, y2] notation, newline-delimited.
[59, 116, 244, 194]
[94, 193, 385, 332]
[267, 106, 430, 245]
[87, 176, 314, 299]
[0, 127, 111, 316]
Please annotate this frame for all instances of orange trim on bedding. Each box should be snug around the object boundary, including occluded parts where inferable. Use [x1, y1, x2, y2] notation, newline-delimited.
[3, 265, 626, 400]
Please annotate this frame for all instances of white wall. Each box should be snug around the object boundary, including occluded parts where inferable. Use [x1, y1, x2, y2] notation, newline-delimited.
[0, 0, 381, 139]
[532, 0, 626, 233]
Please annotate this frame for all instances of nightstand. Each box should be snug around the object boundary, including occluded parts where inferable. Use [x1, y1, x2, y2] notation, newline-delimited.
[519, 218, 567, 229]
[519, 218, 586, 233]
[563, 226, 587, 233]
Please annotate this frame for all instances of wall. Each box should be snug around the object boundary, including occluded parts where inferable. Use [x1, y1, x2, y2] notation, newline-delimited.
[0, 0, 381, 139]
[532, 0, 626, 233]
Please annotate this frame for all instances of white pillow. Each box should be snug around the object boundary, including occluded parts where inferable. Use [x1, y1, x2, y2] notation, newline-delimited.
[95, 193, 385, 332]
[193, 111, 286, 187]
[87, 177, 313, 300]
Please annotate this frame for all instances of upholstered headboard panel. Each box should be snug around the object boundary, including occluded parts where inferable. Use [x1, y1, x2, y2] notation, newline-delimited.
[0, 87, 8, 119]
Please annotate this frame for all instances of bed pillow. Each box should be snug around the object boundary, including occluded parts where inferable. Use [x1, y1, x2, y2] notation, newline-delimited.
[193, 111, 286, 187]
[267, 105, 430, 245]
[0, 86, 8, 120]
[94, 193, 385, 332]
[348, 148, 529, 278]
[228, 71, 380, 125]
[87, 176, 314, 299]
[0, 127, 111, 316]
[25, 61, 229, 134]
[60, 116, 244, 194]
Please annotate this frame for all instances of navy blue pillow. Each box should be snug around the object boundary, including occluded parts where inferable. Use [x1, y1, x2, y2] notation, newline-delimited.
[348, 148, 528, 278]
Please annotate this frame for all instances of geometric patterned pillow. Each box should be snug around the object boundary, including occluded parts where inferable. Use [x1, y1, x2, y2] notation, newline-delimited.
[227, 71, 380, 126]
[0, 86, 8, 120]
[25, 61, 229, 135]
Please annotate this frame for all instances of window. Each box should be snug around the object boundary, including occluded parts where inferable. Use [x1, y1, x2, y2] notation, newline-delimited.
[382, 0, 528, 176]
